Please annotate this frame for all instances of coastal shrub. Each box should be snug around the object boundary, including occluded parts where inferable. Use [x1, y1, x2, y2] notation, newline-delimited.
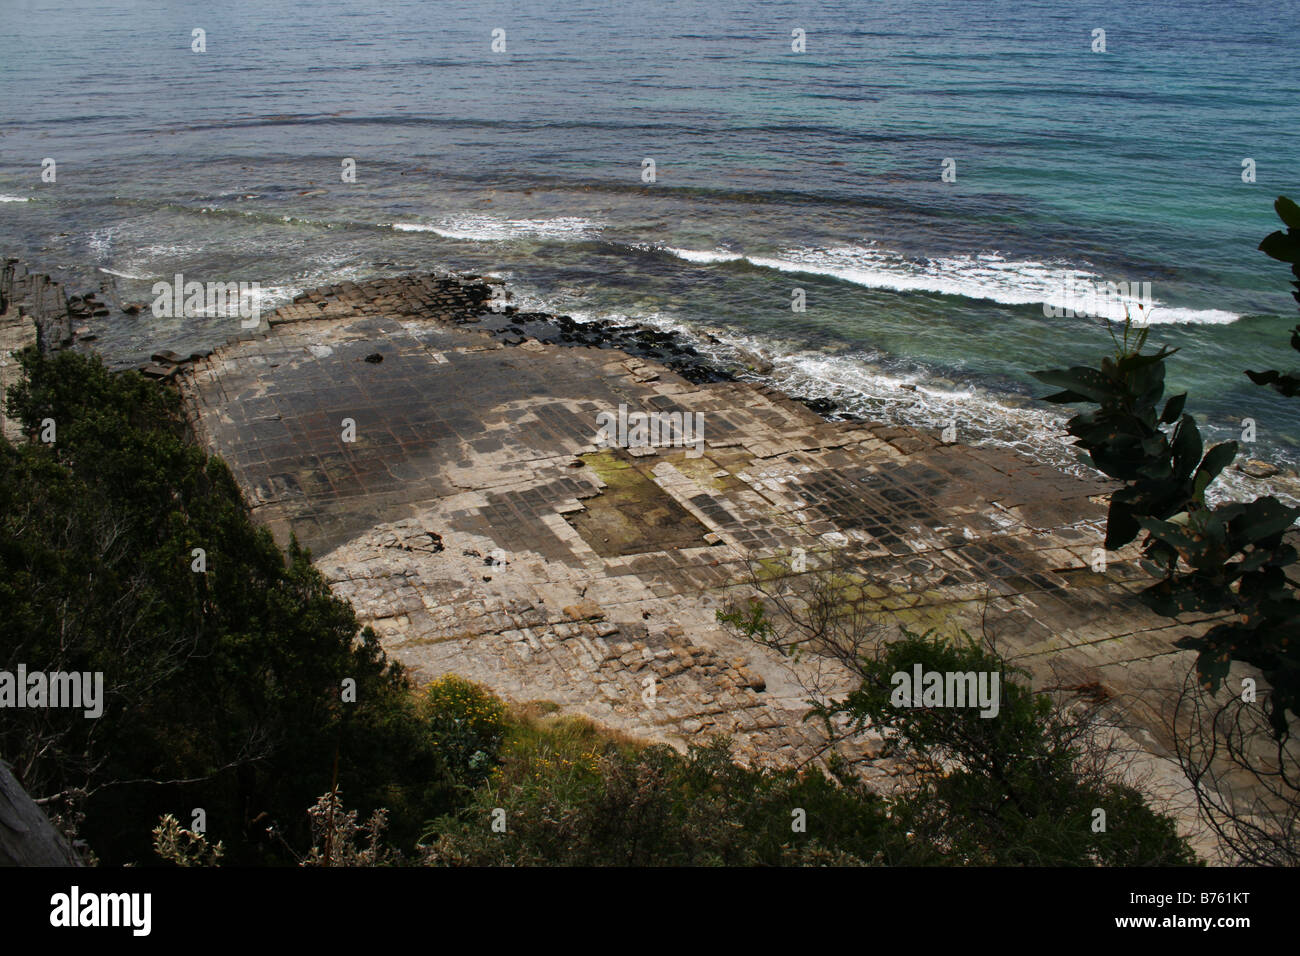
[1032, 196, 1300, 735]
[830, 629, 1197, 865]
[151, 814, 225, 867]
[421, 708, 895, 866]
[422, 674, 509, 792]
[423, 666, 1194, 866]
[722, 603, 1199, 866]
[1252, 195, 1300, 396]
[0, 347, 447, 863]
[299, 789, 400, 867]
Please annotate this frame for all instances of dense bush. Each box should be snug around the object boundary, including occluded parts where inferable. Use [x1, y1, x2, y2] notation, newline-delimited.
[422, 707, 896, 866]
[424, 637, 1196, 867]
[824, 630, 1198, 866]
[0, 347, 446, 863]
[422, 674, 509, 794]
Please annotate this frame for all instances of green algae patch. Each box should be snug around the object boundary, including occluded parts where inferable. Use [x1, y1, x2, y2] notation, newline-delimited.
[569, 450, 710, 556]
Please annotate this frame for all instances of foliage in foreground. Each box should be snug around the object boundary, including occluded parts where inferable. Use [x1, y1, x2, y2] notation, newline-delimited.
[338, 633, 1200, 866]
[155, 654, 1193, 865]
[422, 707, 896, 866]
[732, 616, 1198, 867]
[1033, 196, 1300, 735]
[1, 348, 448, 863]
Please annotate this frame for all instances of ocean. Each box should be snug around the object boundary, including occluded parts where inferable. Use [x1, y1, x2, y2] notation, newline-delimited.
[3, 0, 1299, 497]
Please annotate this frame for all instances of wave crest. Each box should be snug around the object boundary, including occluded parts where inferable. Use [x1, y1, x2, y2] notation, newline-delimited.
[661, 243, 1238, 325]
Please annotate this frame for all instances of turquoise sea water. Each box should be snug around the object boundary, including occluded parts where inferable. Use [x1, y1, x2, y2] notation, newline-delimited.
[2, 0, 1299, 487]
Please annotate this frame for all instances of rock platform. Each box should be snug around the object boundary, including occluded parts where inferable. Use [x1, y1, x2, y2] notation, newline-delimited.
[175, 273, 1231, 806]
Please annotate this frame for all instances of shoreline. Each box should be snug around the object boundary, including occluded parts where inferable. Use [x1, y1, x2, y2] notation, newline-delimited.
[8, 251, 1297, 507]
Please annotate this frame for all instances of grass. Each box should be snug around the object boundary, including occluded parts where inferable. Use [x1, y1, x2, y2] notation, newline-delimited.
[501, 700, 643, 771]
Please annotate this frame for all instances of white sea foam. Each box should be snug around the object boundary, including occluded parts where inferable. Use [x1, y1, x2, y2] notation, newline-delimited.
[504, 280, 1059, 443]
[98, 267, 148, 280]
[663, 247, 744, 264]
[392, 216, 601, 242]
[251, 266, 372, 313]
[495, 277, 1298, 506]
[659, 243, 1240, 325]
[134, 242, 203, 258]
[0, 194, 31, 203]
[725, 346, 1296, 505]
[89, 228, 202, 270]
[87, 226, 120, 261]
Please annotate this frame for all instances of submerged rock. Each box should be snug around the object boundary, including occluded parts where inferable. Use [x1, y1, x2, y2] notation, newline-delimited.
[1238, 459, 1279, 479]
